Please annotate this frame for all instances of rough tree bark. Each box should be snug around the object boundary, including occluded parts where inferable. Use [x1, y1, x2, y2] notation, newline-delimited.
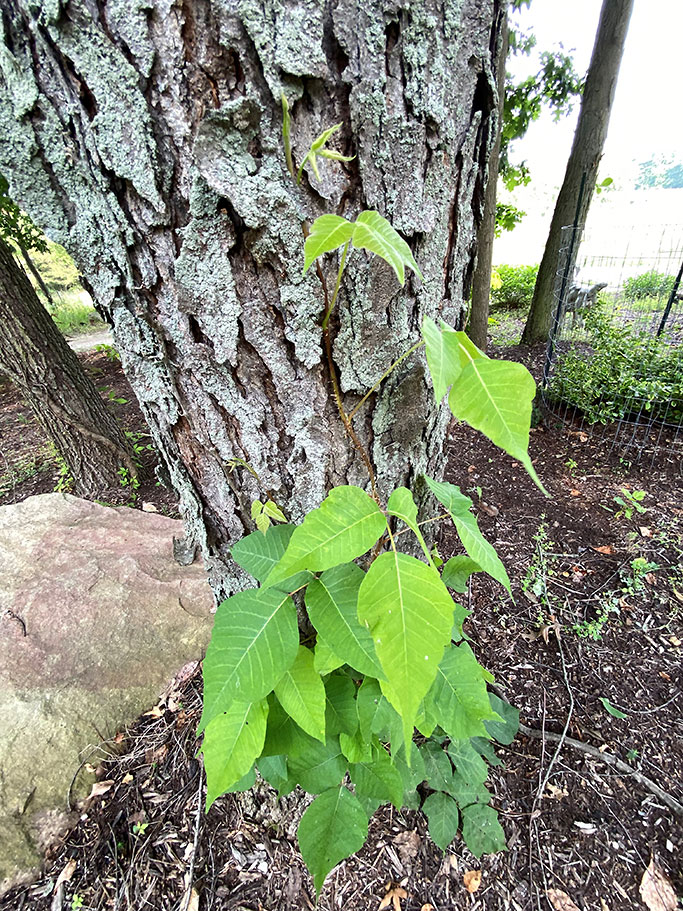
[521, 0, 634, 344]
[0, 0, 503, 595]
[468, 11, 507, 351]
[0, 237, 134, 494]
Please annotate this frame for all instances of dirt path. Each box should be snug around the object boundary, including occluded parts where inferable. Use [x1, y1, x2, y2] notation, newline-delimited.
[66, 328, 113, 352]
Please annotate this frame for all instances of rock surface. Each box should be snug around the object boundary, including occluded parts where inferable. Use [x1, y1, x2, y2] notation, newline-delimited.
[0, 494, 215, 892]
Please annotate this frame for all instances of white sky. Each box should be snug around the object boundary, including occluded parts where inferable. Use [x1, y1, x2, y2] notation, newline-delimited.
[506, 0, 683, 187]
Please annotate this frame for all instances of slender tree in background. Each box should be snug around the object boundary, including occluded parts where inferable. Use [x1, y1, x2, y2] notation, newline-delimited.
[468, 9, 583, 350]
[0, 1, 504, 594]
[0, 237, 134, 496]
[522, 0, 634, 344]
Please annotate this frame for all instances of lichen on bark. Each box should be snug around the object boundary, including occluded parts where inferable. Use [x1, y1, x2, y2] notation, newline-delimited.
[0, 0, 502, 596]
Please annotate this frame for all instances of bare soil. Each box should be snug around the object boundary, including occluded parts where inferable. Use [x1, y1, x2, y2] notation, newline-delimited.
[1, 344, 681, 911]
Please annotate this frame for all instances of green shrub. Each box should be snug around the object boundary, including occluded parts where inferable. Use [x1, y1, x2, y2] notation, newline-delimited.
[623, 269, 674, 301]
[549, 306, 683, 425]
[490, 264, 538, 310]
[32, 241, 81, 292]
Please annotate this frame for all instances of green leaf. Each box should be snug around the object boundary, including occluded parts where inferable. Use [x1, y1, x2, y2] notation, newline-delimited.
[460, 804, 506, 856]
[424, 643, 498, 741]
[393, 740, 426, 793]
[231, 524, 312, 593]
[274, 645, 326, 742]
[263, 500, 287, 523]
[298, 786, 369, 896]
[352, 210, 423, 286]
[314, 639, 344, 676]
[339, 729, 373, 763]
[262, 694, 317, 758]
[446, 739, 488, 785]
[423, 791, 460, 851]
[350, 740, 403, 810]
[306, 563, 383, 678]
[251, 500, 263, 520]
[303, 214, 355, 274]
[387, 487, 432, 564]
[471, 736, 502, 768]
[225, 766, 256, 793]
[449, 770, 491, 809]
[325, 673, 359, 736]
[356, 676, 401, 743]
[200, 588, 299, 731]
[419, 740, 455, 793]
[256, 512, 271, 533]
[484, 693, 519, 744]
[441, 555, 482, 593]
[599, 696, 627, 719]
[257, 754, 289, 791]
[265, 486, 386, 587]
[358, 551, 456, 748]
[422, 317, 464, 403]
[448, 356, 546, 493]
[201, 698, 268, 808]
[288, 737, 347, 794]
[424, 477, 510, 592]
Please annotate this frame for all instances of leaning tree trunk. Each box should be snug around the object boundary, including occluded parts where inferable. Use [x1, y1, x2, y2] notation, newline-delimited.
[0, 238, 134, 495]
[468, 12, 508, 351]
[0, 0, 502, 595]
[521, 0, 634, 344]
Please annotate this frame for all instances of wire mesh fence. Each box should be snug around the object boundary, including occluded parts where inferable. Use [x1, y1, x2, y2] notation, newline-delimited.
[541, 223, 683, 469]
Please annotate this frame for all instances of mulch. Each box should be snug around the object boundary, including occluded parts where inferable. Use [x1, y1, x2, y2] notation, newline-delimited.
[1, 343, 681, 911]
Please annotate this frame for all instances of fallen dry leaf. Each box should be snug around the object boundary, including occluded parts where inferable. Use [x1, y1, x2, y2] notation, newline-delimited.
[668, 636, 681, 648]
[463, 869, 482, 893]
[547, 888, 581, 911]
[122, 772, 134, 784]
[659, 671, 672, 682]
[480, 501, 499, 517]
[392, 830, 420, 864]
[644, 572, 656, 585]
[54, 858, 77, 889]
[421, 905, 435, 911]
[592, 544, 616, 555]
[639, 858, 678, 911]
[545, 783, 568, 800]
[87, 780, 114, 800]
[570, 488, 582, 497]
[639, 526, 652, 537]
[143, 705, 164, 718]
[379, 883, 407, 911]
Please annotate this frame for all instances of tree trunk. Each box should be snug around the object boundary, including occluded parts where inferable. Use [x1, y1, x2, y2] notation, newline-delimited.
[521, 0, 633, 344]
[18, 242, 53, 304]
[0, 238, 134, 495]
[468, 13, 508, 351]
[0, 0, 503, 595]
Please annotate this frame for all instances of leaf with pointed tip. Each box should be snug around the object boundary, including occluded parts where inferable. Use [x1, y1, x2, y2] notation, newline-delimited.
[298, 786, 369, 896]
[446, 739, 489, 785]
[303, 214, 355, 273]
[231, 524, 312, 593]
[424, 477, 510, 592]
[274, 646, 326, 743]
[387, 487, 431, 562]
[441, 555, 482, 593]
[461, 804, 506, 856]
[358, 552, 455, 749]
[419, 740, 455, 794]
[288, 737, 347, 795]
[200, 589, 298, 731]
[201, 699, 268, 808]
[350, 740, 403, 809]
[422, 317, 463, 403]
[324, 673, 359, 736]
[449, 356, 546, 493]
[257, 754, 289, 791]
[484, 694, 520, 745]
[424, 643, 499, 741]
[265, 486, 386, 587]
[314, 639, 344, 676]
[352, 210, 423, 285]
[339, 729, 373, 763]
[225, 766, 256, 793]
[423, 791, 460, 851]
[306, 563, 383, 678]
[393, 740, 426, 794]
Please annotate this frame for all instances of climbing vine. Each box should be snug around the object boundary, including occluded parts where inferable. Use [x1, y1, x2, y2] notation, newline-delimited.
[199, 107, 545, 894]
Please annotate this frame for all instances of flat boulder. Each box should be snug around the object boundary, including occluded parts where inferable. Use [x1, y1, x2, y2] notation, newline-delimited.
[0, 493, 215, 892]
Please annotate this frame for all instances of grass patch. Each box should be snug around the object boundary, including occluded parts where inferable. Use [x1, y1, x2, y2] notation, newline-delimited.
[46, 290, 105, 336]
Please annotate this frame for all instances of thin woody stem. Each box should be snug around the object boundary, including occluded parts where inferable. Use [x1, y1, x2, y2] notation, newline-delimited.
[348, 339, 425, 421]
[322, 240, 350, 330]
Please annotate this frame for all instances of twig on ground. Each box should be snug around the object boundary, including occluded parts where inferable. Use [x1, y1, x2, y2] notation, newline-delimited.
[181, 761, 204, 911]
[519, 723, 683, 818]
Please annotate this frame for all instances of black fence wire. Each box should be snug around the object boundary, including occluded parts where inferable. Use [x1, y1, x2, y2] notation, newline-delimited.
[541, 224, 683, 469]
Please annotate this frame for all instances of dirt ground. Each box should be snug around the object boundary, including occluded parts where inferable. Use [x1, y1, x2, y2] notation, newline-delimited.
[1, 344, 681, 911]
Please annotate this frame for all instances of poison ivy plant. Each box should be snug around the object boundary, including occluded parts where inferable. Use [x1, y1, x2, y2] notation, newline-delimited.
[198, 110, 541, 895]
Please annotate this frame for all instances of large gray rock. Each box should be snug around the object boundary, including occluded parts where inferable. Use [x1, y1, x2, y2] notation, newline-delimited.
[0, 494, 215, 892]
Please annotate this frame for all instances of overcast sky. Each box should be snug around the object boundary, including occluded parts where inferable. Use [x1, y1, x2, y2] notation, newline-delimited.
[506, 0, 683, 187]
